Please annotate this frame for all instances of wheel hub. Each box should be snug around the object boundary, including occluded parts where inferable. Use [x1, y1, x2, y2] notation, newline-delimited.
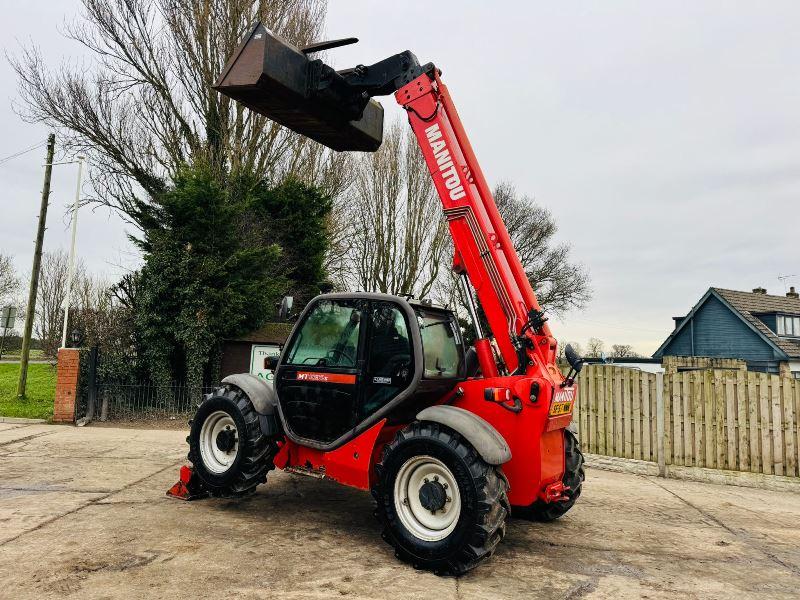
[418, 479, 447, 512]
[215, 427, 237, 453]
[198, 411, 239, 474]
[393, 455, 462, 542]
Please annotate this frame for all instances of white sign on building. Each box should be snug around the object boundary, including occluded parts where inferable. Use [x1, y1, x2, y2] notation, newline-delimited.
[250, 344, 281, 381]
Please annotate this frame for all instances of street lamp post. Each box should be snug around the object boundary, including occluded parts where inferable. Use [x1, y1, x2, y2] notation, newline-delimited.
[59, 155, 85, 349]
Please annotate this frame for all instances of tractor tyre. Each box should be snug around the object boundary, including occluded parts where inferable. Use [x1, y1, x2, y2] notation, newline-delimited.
[188, 385, 276, 498]
[515, 428, 584, 522]
[372, 421, 510, 576]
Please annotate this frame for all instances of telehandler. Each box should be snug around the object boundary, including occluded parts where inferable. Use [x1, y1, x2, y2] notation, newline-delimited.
[169, 23, 585, 575]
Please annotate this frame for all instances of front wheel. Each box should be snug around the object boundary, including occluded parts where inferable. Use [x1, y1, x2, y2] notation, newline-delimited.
[372, 421, 510, 575]
[188, 386, 276, 497]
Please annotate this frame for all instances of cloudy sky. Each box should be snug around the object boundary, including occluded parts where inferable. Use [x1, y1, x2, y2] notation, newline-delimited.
[1, 1, 798, 354]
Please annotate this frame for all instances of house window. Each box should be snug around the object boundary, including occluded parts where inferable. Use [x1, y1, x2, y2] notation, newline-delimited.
[777, 315, 800, 337]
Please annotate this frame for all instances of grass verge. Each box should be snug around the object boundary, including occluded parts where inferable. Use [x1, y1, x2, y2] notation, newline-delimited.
[0, 349, 45, 360]
[0, 363, 57, 420]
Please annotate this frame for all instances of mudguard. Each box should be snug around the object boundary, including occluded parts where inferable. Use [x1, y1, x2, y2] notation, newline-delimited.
[221, 373, 277, 416]
[416, 405, 511, 465]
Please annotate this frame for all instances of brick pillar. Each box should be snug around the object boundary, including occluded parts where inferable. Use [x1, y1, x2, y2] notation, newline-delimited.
[53, 348, 80, 424]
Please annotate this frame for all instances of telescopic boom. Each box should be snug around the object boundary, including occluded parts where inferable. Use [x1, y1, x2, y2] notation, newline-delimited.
[214, 23, 560, 379]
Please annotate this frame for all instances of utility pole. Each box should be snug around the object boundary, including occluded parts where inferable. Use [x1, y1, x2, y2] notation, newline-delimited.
[17, 133, 55, 398]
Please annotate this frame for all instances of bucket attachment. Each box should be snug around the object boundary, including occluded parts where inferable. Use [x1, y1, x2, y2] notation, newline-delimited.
[166, 465, 209, 501]
[214, 23, 384, 152]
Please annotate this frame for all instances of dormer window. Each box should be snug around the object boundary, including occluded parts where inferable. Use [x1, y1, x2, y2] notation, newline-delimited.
[776, 315, 800, 337]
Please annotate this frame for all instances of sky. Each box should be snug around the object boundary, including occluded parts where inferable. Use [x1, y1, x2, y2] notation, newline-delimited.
[1, 1, 799, 355]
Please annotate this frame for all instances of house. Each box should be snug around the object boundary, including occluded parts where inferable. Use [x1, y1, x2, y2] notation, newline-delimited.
[219, 322, 294, 380]
[653, 286, 800, 378]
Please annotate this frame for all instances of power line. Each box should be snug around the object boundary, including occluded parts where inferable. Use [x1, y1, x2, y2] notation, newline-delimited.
[0, 140, 48, 166]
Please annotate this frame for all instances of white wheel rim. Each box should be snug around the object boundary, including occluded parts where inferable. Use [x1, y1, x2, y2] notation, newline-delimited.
[394, 455, 462, 542]
[199, 411, 239, 474]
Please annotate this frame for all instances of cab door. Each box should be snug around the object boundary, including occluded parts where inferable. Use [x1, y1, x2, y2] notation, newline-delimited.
[359, 301, 414, 421]
[275, 298, 366, 443]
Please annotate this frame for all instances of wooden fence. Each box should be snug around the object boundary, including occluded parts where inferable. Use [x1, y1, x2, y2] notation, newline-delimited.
[573, 365, 800, 478]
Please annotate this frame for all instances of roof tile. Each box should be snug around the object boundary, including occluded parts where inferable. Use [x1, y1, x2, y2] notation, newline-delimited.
[713, 288, 800, 358]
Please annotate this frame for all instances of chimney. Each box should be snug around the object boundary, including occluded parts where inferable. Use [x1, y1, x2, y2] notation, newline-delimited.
[787, 286, 799, 299]
[752, 287, 767, 295]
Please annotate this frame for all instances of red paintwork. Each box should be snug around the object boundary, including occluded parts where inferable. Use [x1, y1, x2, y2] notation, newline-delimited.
[473, 338, 499, 377]
[274, 71, 577, 506]
[274, 420, 390, 490]
[168, 70, 578, 508]
[166, 466, 209, 501]
[543, 480, 570, 503]
[296, 372, 356, 384]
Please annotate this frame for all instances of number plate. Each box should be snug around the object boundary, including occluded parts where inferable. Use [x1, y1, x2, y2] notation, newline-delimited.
[549, 387, 576, 416]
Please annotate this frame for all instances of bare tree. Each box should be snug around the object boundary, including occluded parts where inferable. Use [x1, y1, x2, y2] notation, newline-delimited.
[11, 0, 346, 220]
[33, 250, 94, 356]
[72, 278, 137, 360]
[557, 340, 584, 361]
[494, 182, 590, 316]
[610, 344, 641, 359]
[585, 337, 605, 358]
[0, 253, 19, 306]
[433, 181, 591, 324]
[34, 251, 69, 356]
[338, 120, 449, 297]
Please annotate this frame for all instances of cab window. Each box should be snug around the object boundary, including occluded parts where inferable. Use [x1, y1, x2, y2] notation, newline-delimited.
[285, 299, 361, 368]
[417, 311, 463, 378]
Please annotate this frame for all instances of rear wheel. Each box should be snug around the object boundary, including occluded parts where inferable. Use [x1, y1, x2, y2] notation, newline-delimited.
[373, 421, 509, 575]
[188, 386, 276, 497]
[515, 428, 584, 521]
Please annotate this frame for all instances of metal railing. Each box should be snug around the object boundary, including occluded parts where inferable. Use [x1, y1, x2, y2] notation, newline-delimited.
[89, 382, 218, 422]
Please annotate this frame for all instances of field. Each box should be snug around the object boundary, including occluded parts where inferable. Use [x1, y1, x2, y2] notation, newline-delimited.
[0, 349, 46, 360]
[0, 363, 57, 420]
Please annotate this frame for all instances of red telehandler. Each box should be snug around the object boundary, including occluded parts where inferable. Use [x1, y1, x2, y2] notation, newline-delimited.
[169, 23, 586, 575]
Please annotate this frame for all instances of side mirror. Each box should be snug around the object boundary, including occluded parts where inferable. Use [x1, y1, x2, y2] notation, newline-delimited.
[564, 344, 584, 373]
[562, 344, 584, 387]
[278, 296, 294, 320]
[263, 355, 279, 371]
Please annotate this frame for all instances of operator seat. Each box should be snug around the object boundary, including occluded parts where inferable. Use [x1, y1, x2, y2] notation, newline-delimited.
[372, 323, 410, 375]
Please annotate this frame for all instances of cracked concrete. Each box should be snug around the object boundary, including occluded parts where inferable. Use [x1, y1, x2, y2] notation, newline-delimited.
[0, 423, 798, 599]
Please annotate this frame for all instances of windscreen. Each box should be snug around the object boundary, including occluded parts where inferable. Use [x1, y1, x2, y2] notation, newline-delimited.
[285, 299, 361, 368]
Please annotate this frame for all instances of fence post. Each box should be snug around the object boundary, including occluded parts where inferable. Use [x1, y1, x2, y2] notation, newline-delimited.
[657, 372, 666, 477]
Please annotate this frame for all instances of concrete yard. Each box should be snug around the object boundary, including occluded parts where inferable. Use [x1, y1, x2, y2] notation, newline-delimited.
[0, 423, 798, 599]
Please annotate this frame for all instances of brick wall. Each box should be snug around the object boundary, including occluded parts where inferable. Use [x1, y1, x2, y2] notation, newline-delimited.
[53, 348, 80, 424]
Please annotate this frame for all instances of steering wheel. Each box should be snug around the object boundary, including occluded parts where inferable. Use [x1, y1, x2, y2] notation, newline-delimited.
[326, 348, 355, 367]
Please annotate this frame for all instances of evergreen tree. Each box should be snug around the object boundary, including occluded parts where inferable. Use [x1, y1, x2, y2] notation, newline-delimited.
[131, 165, 331, 390]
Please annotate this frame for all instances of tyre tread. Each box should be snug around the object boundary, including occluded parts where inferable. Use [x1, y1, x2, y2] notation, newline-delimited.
[372, 421, 509, 575]
[188, 385, 276, 498]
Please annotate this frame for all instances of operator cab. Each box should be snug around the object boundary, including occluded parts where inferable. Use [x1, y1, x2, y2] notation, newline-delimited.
[274, 292, 465, 449]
